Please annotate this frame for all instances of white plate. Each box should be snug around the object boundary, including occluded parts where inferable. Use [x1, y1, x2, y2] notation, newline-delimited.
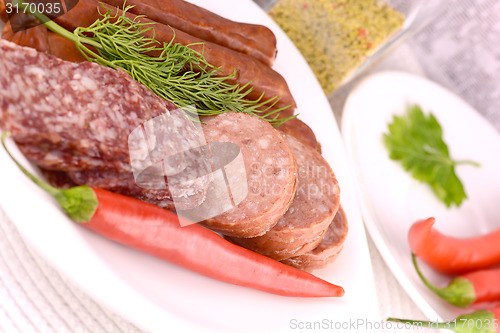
[0, 1, 378, 332]
[342, 71, 500, 321]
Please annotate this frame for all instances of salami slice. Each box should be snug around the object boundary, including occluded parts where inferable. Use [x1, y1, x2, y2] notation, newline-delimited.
[0, 40, 210, 209]
[199, 112, 298, 238]
[280, 206, 349, 272]
[227, 133, 340, 260]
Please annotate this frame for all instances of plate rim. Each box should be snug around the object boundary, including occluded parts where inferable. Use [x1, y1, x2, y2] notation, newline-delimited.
[341, 70, 500, 323]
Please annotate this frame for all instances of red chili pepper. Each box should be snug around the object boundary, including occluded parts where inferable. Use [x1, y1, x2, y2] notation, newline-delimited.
[388, 306, 500, 332]
[408, 217, 500, 275]
[1, 132, 344, 298]
[412, 253, 500, 308]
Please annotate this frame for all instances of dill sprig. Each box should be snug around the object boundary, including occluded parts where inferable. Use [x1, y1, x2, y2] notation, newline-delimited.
[13, 0, 293, 126]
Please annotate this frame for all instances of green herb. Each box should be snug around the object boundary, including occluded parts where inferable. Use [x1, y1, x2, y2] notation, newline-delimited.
[13, 0, 292, 126]
[383, 104, 479, 207]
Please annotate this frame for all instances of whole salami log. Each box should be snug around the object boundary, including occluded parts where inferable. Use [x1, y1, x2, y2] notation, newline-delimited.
[0, 40, 210, 210]
[49, 0, 296, 117]
[227, 133, 340, 260]
[281, 206, 349, 272]
[199, 112, 298, 238]
[99, 0, 277, 66]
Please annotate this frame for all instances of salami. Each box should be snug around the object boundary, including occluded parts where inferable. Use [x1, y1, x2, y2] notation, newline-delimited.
[199, 112, 298, 238]
[227, 133, 340, 260]
[280, 206, 349, 272]
[0, 1, 8, 22]
[0, 40, 210, 209]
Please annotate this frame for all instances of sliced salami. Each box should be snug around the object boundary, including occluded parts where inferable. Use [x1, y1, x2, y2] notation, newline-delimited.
[199, 112, 297, 238]
[227, 133, 340, 260]
[280, 206, 349, 272]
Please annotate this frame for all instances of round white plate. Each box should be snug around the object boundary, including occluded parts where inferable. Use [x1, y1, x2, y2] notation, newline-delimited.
[0, 1, 378, 332]
[342, 71, 500, 322]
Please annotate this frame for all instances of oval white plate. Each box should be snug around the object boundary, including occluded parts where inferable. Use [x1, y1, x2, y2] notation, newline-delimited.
[342, 71, 500, 321]
[0, 1, 378, 332]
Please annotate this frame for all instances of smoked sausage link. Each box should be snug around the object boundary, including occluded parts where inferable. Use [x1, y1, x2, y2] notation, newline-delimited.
[2, 14, 50, 52]
[277, 118, 318, 150]
[1, 1, 8, 22]
[99, 0, 278, 66]
[51, 0, 296, 117]
[2, 0, 295, 117]
[2, 16, 87, 63]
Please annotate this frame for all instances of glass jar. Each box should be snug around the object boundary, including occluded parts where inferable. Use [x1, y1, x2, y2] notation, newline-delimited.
[260, 0, 450, 95]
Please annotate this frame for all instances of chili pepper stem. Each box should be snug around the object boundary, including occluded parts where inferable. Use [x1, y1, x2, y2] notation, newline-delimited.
[1, 132, 98, 222]
[388, 309, 496, 333]
[412, 253, 476, 308]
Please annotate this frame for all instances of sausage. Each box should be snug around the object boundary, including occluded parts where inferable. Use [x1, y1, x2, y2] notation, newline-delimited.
[199, 112, 298, 238]
[0, 39, 210, 210]
[226, 133, 340, 260]
[47, 32, 87, 62]
[277, 118, 318, 150]
[49, 0, 296, 117]
[2, 12, 87, 62]
[2, 14, 50, 52]
[4, 0, 295, 117]
[99, 0, 277, 66]
[280, 206, 349, 272]
[1, 1, 8, 22]
[39, 168, 78, 189]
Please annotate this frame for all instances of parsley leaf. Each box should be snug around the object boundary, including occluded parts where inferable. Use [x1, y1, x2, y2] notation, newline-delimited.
[383, 105, 479, 208]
